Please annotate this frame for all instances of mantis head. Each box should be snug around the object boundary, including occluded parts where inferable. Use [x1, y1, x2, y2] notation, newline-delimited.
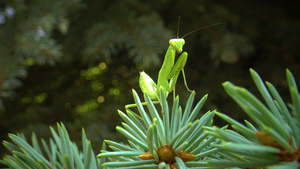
[169, 38, 185, 53]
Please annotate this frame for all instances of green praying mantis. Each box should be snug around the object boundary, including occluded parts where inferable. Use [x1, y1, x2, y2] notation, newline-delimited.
[125, 22, 225, 109]
[139, 37, 189, 100]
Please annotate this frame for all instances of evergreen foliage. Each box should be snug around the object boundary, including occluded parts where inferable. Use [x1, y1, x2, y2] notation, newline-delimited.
[1, 123, 99, 169]
[99, 90, 216, 168]
[204, 69, 300, 168]
[1, 70, 299, 168]
[0, 0, 300, 168]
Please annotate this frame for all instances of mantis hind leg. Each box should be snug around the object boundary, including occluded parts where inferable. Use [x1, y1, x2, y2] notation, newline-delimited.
[181, 68, 193, 93]
[125, 100, 160, 110]
[169, 69, 193, 101]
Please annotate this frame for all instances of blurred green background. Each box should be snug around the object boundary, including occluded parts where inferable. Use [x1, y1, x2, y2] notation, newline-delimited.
[0, 0, 299, 160]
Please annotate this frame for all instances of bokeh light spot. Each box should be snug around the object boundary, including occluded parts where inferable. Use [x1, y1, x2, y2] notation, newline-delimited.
[99, 62, 107, 70]
[97, 96, 105, 103]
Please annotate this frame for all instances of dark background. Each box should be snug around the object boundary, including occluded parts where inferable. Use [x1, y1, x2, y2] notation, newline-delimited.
[0, 0, 299, 159]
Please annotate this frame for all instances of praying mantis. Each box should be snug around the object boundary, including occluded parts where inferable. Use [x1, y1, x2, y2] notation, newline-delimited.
[139, 37, 190, 100]
[125, 22, 225, 109]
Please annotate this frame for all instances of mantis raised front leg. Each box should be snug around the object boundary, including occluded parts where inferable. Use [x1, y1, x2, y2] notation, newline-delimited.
[125, 38, 192, 109]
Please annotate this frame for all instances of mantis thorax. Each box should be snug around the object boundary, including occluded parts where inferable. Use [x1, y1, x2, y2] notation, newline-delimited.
[169, 38, 185, 53]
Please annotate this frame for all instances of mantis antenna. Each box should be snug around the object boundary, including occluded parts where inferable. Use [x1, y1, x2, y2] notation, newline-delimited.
[182, 22, 227, 38]
[176, 16, 226, 39]
[177, 16, 181, 39]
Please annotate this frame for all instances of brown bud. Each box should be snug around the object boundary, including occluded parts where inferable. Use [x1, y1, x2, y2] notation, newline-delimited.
[138, 153, 154, 160]
[176, 150, 197, 162]
[255, 131, 283, 149]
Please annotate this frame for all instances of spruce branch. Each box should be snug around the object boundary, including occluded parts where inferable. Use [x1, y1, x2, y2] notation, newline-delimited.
[1, 123, 99, 169]
[205, 69, 300, 168]
[99, 88, 238, 168]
